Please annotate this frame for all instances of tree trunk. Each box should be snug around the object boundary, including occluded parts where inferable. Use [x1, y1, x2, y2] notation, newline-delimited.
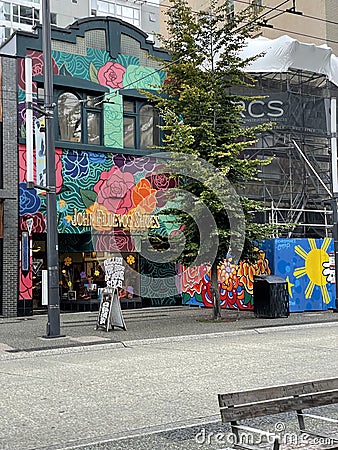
[211, 259, 221, 320]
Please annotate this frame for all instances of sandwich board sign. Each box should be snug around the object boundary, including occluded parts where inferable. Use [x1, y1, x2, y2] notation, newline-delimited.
[96, 288, 126, 332]
[96, 257, 127, 332]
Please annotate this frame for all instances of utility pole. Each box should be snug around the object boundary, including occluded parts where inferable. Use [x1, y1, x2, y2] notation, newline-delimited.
[42, 0, 61, 336]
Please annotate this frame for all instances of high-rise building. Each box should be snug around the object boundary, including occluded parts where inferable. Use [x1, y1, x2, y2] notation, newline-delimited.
[0, 0, 161, 45]
[160, 0, 338, 54]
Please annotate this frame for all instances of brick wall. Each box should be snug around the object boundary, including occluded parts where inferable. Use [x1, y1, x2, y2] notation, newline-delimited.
[1, 57, 18, 317]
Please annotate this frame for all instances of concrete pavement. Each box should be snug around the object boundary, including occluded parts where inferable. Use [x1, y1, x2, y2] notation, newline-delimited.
[0, 317, 337, 450]
[0, 306, 338, 353]
[1, 307, 338, 450]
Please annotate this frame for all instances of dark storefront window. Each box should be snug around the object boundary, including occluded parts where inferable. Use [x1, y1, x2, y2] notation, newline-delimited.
[123, 98, 159, 149]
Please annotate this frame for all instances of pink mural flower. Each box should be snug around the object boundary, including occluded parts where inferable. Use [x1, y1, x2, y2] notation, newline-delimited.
[146, 171, 178, 191]
[94, 166, 135, 214]
[19, 264, 32, 300]
[95, 230, 135, 252]
[18, 51, 59, 91]
[20, 213, 46, 233]
[97, 62, 126, 89]
[19, 145, 63, 194]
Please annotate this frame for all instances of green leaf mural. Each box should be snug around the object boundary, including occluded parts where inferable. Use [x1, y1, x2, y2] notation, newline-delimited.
[123, 65, 161, 90]
[59, 63, 73, 77]
[89, 62, 99, 83]
[182, 292, 192, 304]
[80, 189, 98, 208]
[21, 122, 26, 138]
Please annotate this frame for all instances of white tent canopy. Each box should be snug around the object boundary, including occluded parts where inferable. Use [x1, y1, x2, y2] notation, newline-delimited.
[239, 35, 338, 87]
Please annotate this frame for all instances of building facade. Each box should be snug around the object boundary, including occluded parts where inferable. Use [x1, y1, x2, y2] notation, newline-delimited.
[160, 1, 338, 54]
[0, 0, 161, 45]
[0, 16, 182, 316]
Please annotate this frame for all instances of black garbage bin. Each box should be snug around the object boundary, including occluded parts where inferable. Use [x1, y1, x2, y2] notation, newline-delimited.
[253, 275, 289, 318]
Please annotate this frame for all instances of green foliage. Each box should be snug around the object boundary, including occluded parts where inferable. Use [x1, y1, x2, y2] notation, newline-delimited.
[147, 0, 273, 265]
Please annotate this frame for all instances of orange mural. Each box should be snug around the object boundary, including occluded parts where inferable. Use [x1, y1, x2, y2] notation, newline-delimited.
[181, 250, 271, 310]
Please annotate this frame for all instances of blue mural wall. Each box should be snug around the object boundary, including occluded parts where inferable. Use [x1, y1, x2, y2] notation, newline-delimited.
[261, 238, 335, 312]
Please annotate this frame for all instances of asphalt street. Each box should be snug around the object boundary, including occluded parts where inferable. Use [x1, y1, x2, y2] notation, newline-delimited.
[0, 308, 337, 450]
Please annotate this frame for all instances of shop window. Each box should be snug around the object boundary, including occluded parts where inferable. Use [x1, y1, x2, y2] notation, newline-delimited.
[57, 91, 102, 145]
[96, 1, 140, 27]
[227, 0, 234, 19]
[123, 98, 159, 149]
[9, 3, 39, 26]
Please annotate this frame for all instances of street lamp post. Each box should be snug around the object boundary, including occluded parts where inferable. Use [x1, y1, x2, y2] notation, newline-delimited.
[42, 0, 61, 336]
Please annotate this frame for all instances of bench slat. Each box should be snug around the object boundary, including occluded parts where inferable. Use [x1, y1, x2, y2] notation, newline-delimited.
[218, 378, 338, 407]
[220, 390, 338, 422]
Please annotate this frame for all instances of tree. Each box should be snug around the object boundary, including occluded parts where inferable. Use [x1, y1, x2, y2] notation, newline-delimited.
[147, 0, 272, 319]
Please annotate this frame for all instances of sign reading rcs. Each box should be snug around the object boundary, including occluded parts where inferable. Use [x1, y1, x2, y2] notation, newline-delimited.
[237, 99, 285, 120]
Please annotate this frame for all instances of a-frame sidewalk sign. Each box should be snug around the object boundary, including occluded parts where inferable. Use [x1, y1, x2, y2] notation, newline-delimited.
[96, 288, 127, 332]
[96, 256, 127, 332]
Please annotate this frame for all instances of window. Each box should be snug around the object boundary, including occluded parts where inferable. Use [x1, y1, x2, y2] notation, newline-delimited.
[57, 91, 102, 145]
[252, 0, 262, 12]
[58, 92, 82, 142]
[3, 3, 40, 26]
[50, 13, 57, 25]
[123, 99, 159, 149]
[227, 0, 234, 19]
[96, 1, 140, 27]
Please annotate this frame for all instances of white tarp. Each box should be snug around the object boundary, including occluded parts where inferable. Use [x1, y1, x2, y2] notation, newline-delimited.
[240, 35, 338, 87]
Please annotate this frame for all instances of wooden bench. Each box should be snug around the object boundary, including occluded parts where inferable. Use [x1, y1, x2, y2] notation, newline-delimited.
[218, 377, 338, 450]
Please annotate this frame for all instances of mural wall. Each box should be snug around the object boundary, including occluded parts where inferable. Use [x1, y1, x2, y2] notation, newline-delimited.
[181, 251, 271, 310]
[261, 238, 335, 312]
[181, 238, 336, 313]
[17, 27, 180, 305]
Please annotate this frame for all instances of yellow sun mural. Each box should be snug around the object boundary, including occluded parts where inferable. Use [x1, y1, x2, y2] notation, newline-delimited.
[293, 238, 330, 304]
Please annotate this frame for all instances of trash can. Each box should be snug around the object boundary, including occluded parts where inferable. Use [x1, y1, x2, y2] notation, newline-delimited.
[253, 275, 289, 318]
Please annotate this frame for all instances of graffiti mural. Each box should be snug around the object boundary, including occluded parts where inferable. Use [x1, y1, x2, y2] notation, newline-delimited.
[181, 250, 271, 310]
[17, 35, 178, 303]
[182, 238, 336, 312]
[261, 238, 335, 312]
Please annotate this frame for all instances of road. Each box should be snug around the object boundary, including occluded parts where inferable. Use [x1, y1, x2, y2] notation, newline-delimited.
[1, 322, 337, 450]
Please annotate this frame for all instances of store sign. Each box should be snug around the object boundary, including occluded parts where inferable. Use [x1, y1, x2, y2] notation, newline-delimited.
[104, 257, 125, 289]
[70, 208, 160, 230]
[238, 92, 328, 135]
[238, 98, 285, 122]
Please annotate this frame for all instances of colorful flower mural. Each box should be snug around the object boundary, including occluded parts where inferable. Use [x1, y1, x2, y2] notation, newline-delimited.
[16, 27, 172, 305]
[19, 147, 181, 251]
[181, 252, 271, 310]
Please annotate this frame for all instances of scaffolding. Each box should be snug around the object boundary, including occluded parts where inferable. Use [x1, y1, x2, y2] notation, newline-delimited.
[239, 69, 338, 238]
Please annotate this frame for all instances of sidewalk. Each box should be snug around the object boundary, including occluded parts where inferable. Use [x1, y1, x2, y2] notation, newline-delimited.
[1, 306, 337, 353]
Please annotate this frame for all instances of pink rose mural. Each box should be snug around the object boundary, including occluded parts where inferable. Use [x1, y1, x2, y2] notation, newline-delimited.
[19, 265, 32, 300]
[97, 62, 126, 89]
[18, 51, 59, 92]
[20, 213, 46, 233]
[146, 171, 178, 191]
[94, 230, 135, 252]
[19, 145, 63, 194]
[94, 166, 135, 214]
